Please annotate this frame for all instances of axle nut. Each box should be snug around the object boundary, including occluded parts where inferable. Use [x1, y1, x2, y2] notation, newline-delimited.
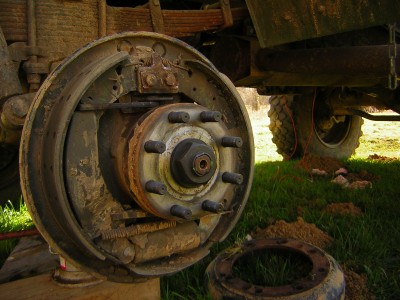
[170, 139, 217, 187]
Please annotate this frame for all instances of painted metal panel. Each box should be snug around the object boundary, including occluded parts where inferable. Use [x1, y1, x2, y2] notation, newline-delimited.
[245, 0, 400, 48]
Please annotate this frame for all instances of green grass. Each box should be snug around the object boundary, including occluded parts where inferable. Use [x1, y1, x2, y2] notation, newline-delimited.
[0, 107, 399, 299]
[0, 199, 34, 265]
[233, 249, 312, 286]
[161, 108, 400, 299]
[161, 159, 400, 299]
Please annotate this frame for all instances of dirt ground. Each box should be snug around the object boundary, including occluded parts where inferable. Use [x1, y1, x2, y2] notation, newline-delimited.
[344, 269, 373, 300]
[367, 154, 398, 162]
[324, 202, 363, 216]
[296, 154, 380, 190]
[296, 154, 344, 174]
[252, 217, 333, 249]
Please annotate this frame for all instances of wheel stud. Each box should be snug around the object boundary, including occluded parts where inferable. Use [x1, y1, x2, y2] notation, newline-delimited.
[202, 200, 224, 213]
[144, 141, 166, 154]
[221, 136, 243, 148]
[145, 180, 167, 195]
[222, 172, 243, 185]
[168, 111, 190, 123]
[200, 111, 222, 122]
[170, 205, 192, 219]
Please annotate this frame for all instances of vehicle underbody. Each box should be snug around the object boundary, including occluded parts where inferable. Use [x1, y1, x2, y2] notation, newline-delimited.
[0, 0, 399, 281]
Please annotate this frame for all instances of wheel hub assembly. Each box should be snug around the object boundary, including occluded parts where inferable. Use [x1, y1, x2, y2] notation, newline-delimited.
[20, 32, 254, 281]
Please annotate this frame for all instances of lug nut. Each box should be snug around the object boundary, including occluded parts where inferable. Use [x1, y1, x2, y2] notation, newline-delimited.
[202, 200, 224, 213]
[144, 141, 166, 154]
[222, 172, 243, 185]
[221, 136, 243, 148]
[170, 205, 192, 220]
[145, 180, 167, 195]
[168, 111, 190, 123]
[200, 111, 222, 122]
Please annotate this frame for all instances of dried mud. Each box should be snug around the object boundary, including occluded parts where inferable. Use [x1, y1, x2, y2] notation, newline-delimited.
[324, 202, 363, 216]
[253, 217, 333, 249]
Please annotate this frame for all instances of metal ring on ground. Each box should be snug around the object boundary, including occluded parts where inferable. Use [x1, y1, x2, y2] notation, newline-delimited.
[206, 238, 345, 300]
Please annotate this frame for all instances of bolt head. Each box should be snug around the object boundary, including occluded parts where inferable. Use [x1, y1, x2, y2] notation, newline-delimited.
[164, 73, 177, 86]
[123, 246, 135, 258]
[145, 74, 157, 87]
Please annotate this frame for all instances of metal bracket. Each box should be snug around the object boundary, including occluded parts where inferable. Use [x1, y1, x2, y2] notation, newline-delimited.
[149, 0, 165, 33]
[219, 0, 233, 29]
[8, 42, 43, 62]
[137, 52, 179, 94]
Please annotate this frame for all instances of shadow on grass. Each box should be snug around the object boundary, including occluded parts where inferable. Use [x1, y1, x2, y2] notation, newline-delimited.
[162, 159, 400, 299]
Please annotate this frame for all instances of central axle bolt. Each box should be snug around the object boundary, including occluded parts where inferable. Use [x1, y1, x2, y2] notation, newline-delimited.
[193, 153, 211, 176]
[170, 139, 217, 187]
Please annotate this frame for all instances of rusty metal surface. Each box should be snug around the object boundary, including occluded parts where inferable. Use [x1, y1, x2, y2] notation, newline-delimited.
[0, 26, 21, 101]
[0, 228, 40, 241]
[149, 0, 165, 33]
[246, 0, 400, 48]
[207, 238, 345, 299]
[20, 32, 254, 281]
[130, 221, 201, 264]
[0, 93, 34, 146]
[219, 0, 234, 29]
[128, 103, 236, 221]
[101, 221, 177, 240]
[0, 0, 248, 84]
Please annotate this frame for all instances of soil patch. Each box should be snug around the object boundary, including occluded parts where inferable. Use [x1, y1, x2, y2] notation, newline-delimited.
[346, 170, 379, 183]
[324, 203, 362, 216]
[367, 154, 398, 162]
[253, 217, 333, 249]
[344, 269, 373, 300]
[296, 154, 344, 174]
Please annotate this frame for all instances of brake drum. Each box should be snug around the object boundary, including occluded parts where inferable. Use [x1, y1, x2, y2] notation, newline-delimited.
[20, 32, 254, 281]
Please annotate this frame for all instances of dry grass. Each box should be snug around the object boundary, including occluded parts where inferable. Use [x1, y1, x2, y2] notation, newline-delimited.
[247, 105, 400, 162]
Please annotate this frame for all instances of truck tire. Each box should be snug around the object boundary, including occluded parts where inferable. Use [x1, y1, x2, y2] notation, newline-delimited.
[268, 95, 297, 159]
[269, 93, 363, 159]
